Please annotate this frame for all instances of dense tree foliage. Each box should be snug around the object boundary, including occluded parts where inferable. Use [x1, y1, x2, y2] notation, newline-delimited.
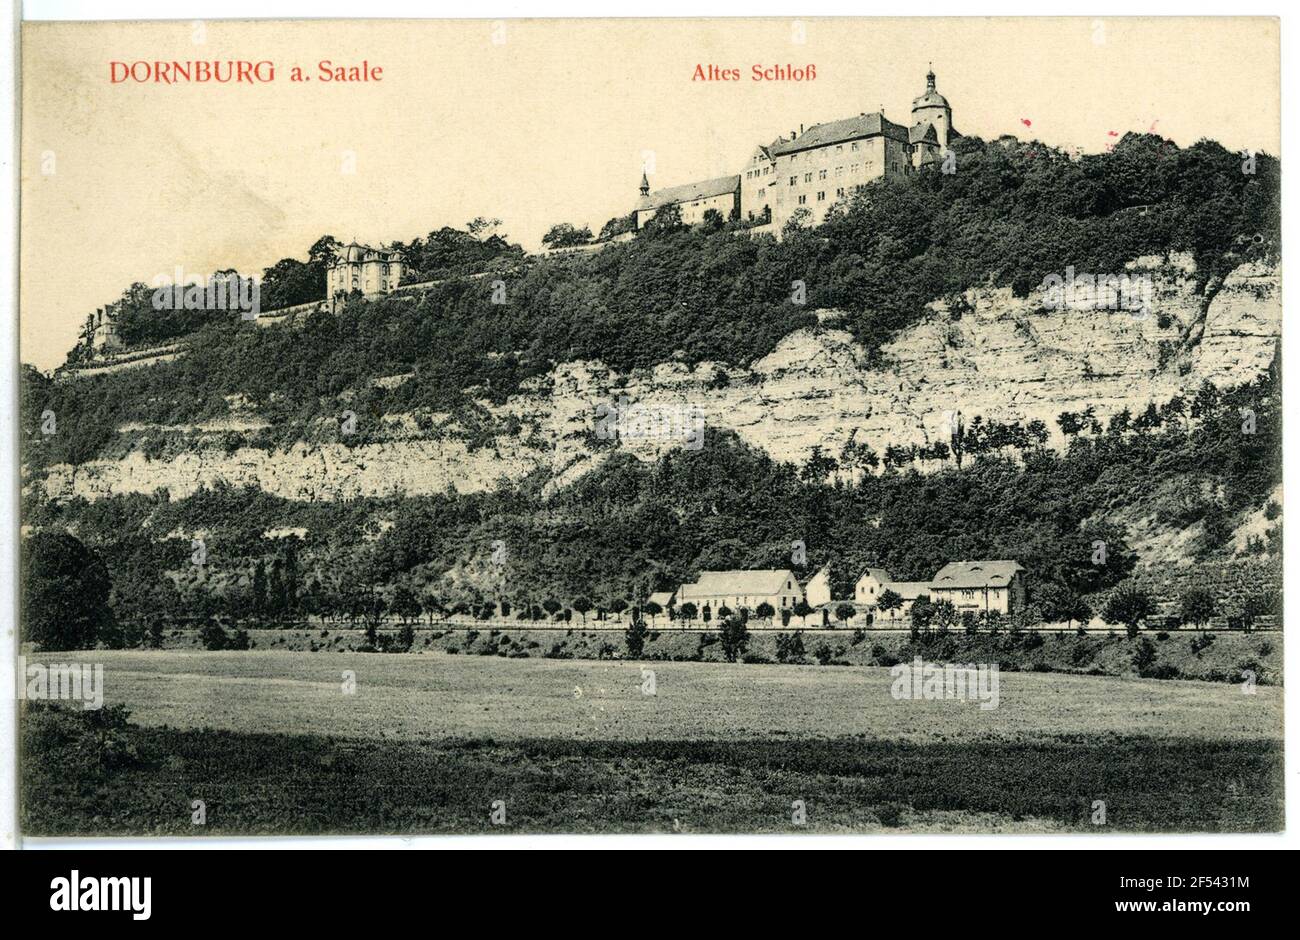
[20, 360, 1280, 633]
[22, 531, 114, 650]
[31, 132, 1278, 468]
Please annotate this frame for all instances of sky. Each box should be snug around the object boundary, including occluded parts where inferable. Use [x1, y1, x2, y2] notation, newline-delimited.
[19, 16, 1280, 370]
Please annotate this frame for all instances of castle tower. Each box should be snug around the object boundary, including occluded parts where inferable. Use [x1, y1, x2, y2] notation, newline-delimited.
[90, 304, 123, 353]
[911, 67, 952, 148]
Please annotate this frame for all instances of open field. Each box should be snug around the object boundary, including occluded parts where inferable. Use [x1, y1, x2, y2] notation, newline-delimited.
[145, 625, 1283, 684]
[21, 650, 1284, 835]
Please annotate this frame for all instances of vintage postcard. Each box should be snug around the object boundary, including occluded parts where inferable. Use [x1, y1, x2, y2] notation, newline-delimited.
[14, 14, 1282, 841]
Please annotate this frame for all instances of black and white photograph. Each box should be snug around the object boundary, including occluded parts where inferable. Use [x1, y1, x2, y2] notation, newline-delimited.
[2, 2, 1294, 882]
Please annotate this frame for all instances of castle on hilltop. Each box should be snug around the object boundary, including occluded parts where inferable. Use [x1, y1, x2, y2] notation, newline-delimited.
[635, 69, 959, 233]
[88, 303, 123, 353]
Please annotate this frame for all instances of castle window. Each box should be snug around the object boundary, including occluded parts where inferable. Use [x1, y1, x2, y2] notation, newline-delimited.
[835, 166, 843, 177]
[817, 191, 825, 201]
[789, 176, 796, 186]
[819, 169, 827, 180]
[798, 194, 806, 204]
[804, 173, 812, 182]
[851, 142, 859, 151]
[836, 188, 845, 197]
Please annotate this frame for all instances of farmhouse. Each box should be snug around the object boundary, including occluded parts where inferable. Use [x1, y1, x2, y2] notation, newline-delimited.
[928, 560, 1025, 615]
[676, 569, 804, 618]
[854, 568, 931, 621]
[853, 560, 1025, 620]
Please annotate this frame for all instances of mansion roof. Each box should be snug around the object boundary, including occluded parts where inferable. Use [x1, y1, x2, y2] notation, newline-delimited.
[332, 241, 402, 266]
[930, 560, 1025, 590]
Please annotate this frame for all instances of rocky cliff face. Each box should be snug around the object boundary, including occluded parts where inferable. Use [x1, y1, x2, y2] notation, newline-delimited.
[35, 255, 1280, 504]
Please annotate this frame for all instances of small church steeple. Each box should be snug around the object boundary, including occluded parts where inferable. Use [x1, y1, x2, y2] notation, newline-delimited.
[639, 171, 650, 197]
[927, 64, 936, 91]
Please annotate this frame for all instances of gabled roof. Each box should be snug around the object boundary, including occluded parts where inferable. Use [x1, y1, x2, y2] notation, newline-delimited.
[856, 567, 893, 584]
[909, 121, 940, 144]
[930, 561, 1024, 590]
[806, 564, 833, 584]
[679, 569, 798, 597]
[637, 174, 741, 212]
[771, 112, 911, 156]
[648, 591, 675, 607]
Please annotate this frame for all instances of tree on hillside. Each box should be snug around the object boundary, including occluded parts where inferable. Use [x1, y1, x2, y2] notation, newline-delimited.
[572, 595, 593, 625]
[910, 596, 934, 636]
[251, 560, 268, 619]
[800, 445, 839, 483]
[678, 601, 698, 624]
[1103, 584, 1155, 638]
[643, 203, 683, 235]
[1036, 583, 1093, 630]
[643, 600, 662, 626]
[466, 216, 503, 241]
[717, 615, 750, 663]
[1179, 588, 1217, 631]
[932, 599, 958, 634]
[541, 223, 593, 249]
[22, 530, 114, 651]
[597, 213, 635, 241]
[877, 589, 904, 620]
[391, 585, 421, 625]
[755, 602, 775, 621]
[624, 617, 650, 658]
[793, 599, 813, 627]
[835, 603, 856, 628]
[782, 207, 813, 236]
[1056, 411, 1083, 439]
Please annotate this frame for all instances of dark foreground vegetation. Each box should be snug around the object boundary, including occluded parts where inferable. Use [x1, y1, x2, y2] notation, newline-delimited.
[22, 702, 1281, 834]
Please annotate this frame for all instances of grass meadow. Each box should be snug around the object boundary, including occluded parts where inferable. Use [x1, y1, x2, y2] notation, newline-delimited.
[21, 650, 1284, 835]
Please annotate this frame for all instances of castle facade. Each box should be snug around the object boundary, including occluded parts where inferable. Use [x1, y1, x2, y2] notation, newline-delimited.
[89, 303, 123, 353]
[637, 69, 958, 233]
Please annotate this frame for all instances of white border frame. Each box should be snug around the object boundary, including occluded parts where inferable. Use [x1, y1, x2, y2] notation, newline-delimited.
[2, 0, 1293, 852]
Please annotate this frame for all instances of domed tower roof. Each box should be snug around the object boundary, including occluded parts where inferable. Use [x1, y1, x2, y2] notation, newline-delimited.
[912, 68, 950, 111]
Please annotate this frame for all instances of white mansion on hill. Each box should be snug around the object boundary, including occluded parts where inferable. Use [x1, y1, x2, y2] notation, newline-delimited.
[635, 69, 959, 232]
[666, 558, 1023, 624]
[326, 241, 404, 312]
